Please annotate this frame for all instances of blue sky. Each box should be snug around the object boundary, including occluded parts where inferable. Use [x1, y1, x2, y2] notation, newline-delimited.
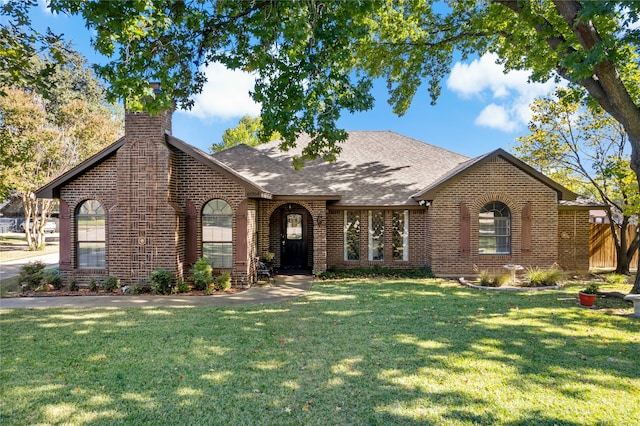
[30, 3, 559, 159]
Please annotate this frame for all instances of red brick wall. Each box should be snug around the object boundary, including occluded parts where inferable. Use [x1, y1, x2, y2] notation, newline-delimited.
[172, 150, 253, 286]
[105, 111, 177, 285]
[59, 157, 118, 286]
[428, 157, 559, 276]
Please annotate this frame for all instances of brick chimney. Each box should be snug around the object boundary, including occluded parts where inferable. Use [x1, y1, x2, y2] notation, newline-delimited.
[111, 83, 179, 286]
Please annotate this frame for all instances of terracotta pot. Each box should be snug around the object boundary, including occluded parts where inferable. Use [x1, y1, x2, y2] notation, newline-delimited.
[579, 292, 596, 307]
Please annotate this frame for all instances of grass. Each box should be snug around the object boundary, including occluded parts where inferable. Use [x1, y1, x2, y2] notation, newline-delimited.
[1, 279, 638, 425]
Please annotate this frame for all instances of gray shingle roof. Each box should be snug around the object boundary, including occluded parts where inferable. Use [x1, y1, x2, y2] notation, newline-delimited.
[221, 131, 470, 206]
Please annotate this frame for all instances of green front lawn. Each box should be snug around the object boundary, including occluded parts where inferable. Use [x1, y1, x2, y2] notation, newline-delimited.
[1, 279, 638, 425]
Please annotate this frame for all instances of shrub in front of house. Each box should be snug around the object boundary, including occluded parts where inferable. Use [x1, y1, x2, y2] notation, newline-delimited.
[191, 258, 213, 291]
[18, 261, 46, 291]
[88, 278, 100, 292]
[43, 268, 62, 290]
[317, 267, 434, 280]
[129, 284, 152, 294]
[216, 272, 232, 291]
[523, 267, 563, 287]
[176, 279, 190, 293]
[478, 270, 510, 287]
[103, 276, 121, 292]
[150, 269, 174, 294]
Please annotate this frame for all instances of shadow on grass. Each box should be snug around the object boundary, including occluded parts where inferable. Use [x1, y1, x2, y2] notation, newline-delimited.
[1, 279, 638, 425]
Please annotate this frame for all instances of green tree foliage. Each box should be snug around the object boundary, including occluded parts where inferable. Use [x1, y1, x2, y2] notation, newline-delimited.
[0, 0, 69, 98]
[0, 48, 123, 250]
[30, 0, 639, 289]
[513, 91, 639, 275]
[211, 115, 281, 153]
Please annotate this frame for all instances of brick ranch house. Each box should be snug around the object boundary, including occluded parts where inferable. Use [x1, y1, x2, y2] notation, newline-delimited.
[36, 107, 594, 288]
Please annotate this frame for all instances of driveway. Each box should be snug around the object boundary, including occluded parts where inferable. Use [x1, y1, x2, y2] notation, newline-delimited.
[0, 274, 312, 309]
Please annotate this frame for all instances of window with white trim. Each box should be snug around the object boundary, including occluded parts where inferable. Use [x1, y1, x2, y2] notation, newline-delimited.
[479, 201, 511, 254]
[202, 199, 233, 268]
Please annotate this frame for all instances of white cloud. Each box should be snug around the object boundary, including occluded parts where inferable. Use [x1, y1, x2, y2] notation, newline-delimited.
[447, 53, 558, 132]
[182, 63, 261, 121]
[475, 104, 518, 132]
[38, 0, 54, 15]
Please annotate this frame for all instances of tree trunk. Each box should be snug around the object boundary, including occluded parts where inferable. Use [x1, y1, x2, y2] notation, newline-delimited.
[614, 216, 630, 275]
[21, 193, 53, 251]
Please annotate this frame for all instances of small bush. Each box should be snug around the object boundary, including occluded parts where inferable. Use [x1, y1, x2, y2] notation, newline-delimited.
[524, 267, 563, 287]
[68, 280, 79, 291]
[88, 278, 100, 292]
[43, 268, 62, 290]
[582, 282, 599, 295]
[103, 276, 120, 292]
[191, 258, 213, 290]
[216, 272, 232, 291]
[175, 279, 190, 293]
[130, 285, 151, 294]
[18, 261, 46, 291]
[317, 267, 434, 280]
[604, 273, 627, 286]
[150, 269, 174, 294]
[478, 270, 510, 287]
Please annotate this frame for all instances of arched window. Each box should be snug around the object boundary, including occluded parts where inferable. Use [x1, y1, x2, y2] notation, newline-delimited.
[479, 201, 511, 254]
[76, 200, 105, 268]
[202, 199, 233, 268]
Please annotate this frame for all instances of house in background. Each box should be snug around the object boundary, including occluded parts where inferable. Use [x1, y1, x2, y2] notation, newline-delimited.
[36, 106, 595, 287]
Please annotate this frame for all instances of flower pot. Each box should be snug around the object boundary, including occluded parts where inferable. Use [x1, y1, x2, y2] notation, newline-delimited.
[579, 292, 596, 307]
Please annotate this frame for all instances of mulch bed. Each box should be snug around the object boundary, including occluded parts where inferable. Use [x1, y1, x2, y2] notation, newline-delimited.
[10, 287, 247, 298]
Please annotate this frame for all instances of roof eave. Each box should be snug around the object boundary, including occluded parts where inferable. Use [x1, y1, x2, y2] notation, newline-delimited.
[272, 194, 342, 201]
[412, 149, 578, 201]
[35, 137, 125, 199]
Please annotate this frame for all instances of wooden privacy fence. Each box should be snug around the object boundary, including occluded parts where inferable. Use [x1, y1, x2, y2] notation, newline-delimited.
[590, 223, 638, 270]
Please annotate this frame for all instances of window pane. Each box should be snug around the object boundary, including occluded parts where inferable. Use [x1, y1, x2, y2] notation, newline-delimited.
[479, 202, 511, 254]
[202, 198, 233, 256]
[78, 243, 105, 268]
[344, 211, 360, 261]
[392, 210, 408, 261]
[76, 200, 105, 269]
[286, 214, 302, 240]
[368, 210, 384, 261]
[203, 243, 233, 268]
[203, 216, 232, 242]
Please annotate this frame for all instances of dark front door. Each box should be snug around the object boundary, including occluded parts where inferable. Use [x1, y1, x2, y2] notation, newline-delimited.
[282, 212, 307, 268]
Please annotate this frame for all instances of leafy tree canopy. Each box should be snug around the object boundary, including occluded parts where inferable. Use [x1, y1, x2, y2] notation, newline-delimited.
[42, 0, 640, 167]
[1, 0, 71, 98]
[0, 45, 122, 249]
[512, 90, 639, 274]
[211, 115, 281, 153]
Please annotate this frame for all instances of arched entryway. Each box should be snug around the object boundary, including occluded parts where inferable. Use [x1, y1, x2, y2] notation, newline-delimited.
[269, 203, 313, 271]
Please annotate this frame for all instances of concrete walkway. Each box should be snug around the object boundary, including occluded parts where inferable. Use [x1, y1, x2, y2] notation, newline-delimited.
[0, 274, 312, 309]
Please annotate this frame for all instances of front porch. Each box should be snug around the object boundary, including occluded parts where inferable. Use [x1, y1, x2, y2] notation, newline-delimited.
[255, 201, 328, 276]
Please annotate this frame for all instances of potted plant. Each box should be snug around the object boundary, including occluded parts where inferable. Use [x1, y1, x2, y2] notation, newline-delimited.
[263, 251, 275, 263]
[579, 282, 599, 307]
